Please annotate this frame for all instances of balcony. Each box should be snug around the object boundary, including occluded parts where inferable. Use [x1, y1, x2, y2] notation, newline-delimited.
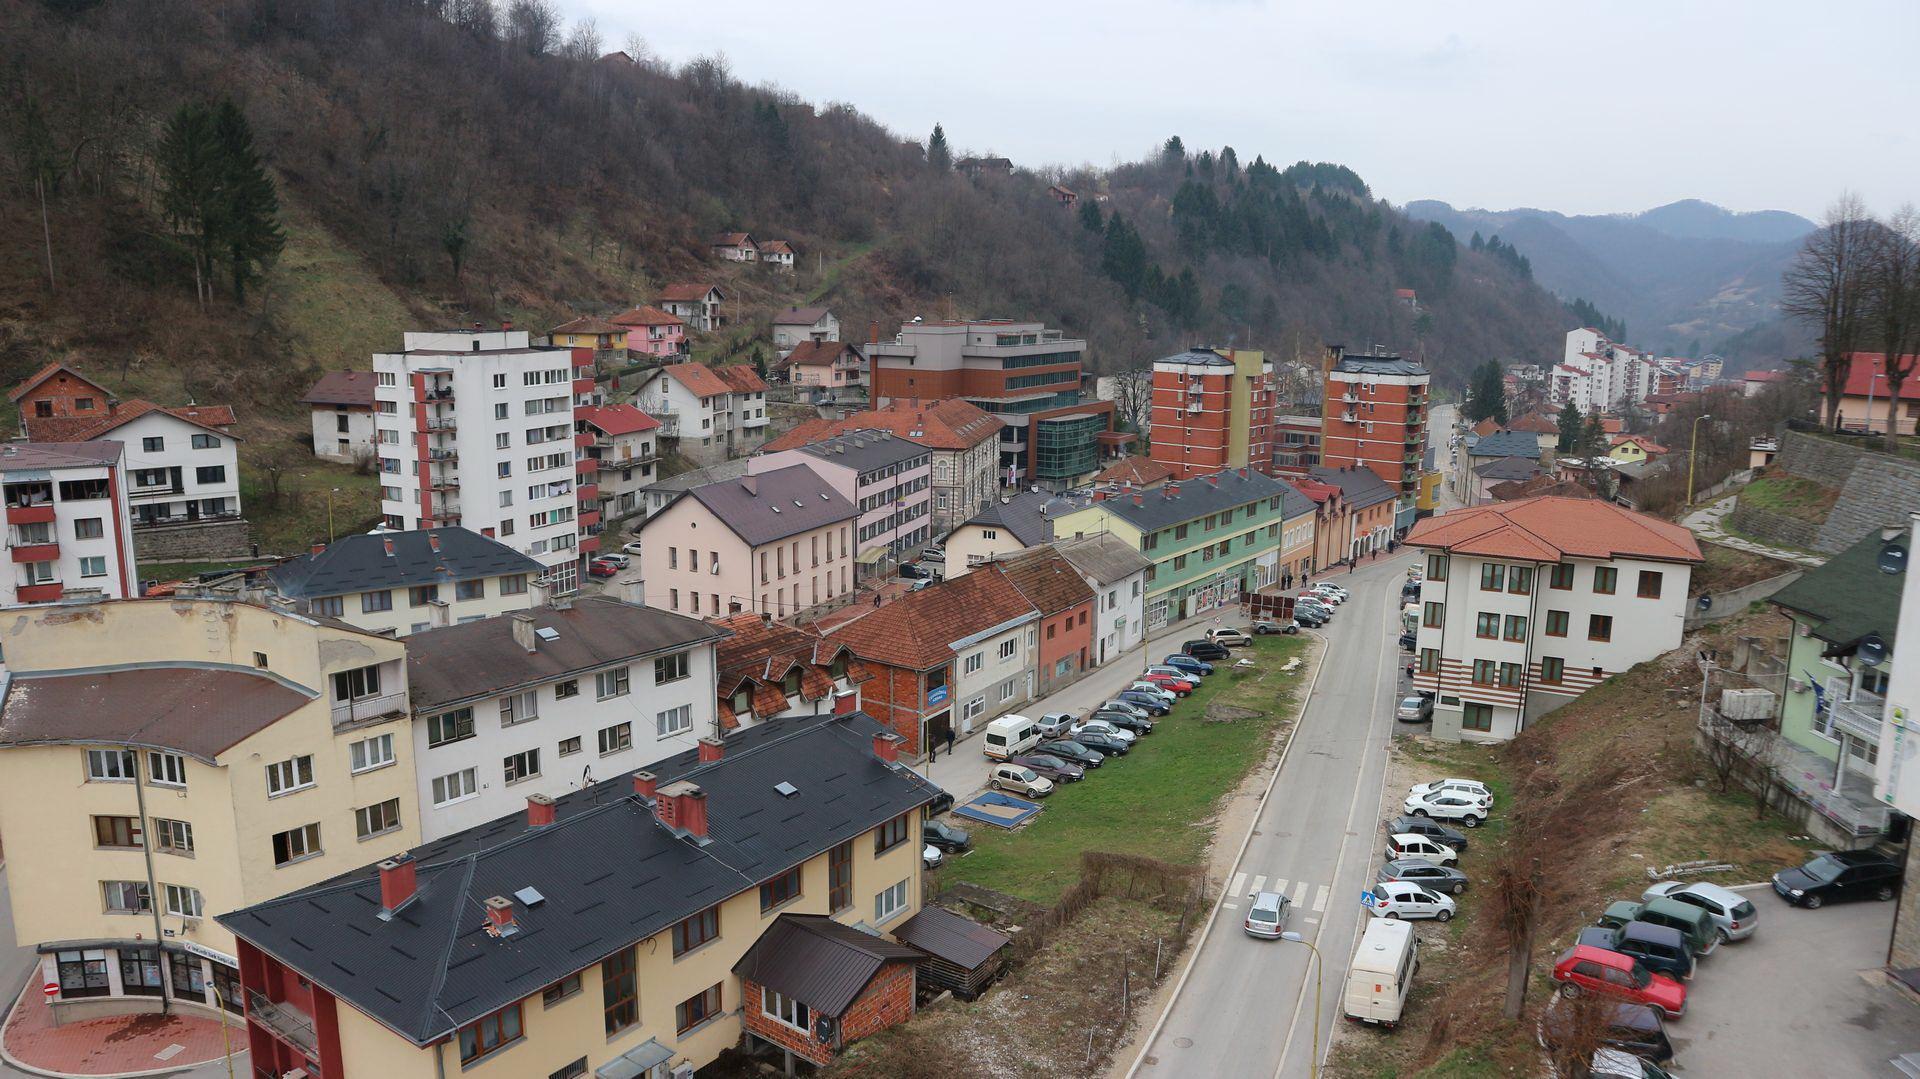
[5, 503, 55, 526]
[1824, 676, 1885, 744]
[420, 418, 457, 433]
[426, 479, 460, 493]
[329, 689, 408, 729]
[16, 582, 62, 603]
[247, 990, 318, 1057]
[575, 456, 599, 475]
[425, 447, 458, 463]
[576, 483, 599, 502]
[579, 535, 601, 555]
[11, 542, 59, 563]
[574, 431, 595, 448]
[1340, 410, 1357, 423]
[573, 377, 596, 397]
[578, 508, 601, 529]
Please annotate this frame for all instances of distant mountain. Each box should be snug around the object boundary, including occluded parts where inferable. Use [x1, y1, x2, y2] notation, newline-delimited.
[1404, 199, 1816, 368]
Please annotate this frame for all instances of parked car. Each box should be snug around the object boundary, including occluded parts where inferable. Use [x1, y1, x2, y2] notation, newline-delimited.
[1396, 632, 1416, 652]
[1071, 730, 1132, 757]
[1100, 699, 1153, 720]
[1244, 890, 1292, 938]
[1386, 815, 1468, 852]
[1141, 671, 1197, 695]
[1116, 690, 1172, 715]
[1127, 682, 1179, 706]
[1408, 778, 1492, 805]
[1091, 709, 1154, 736]
[1182, 641, 1231, 661]
[1577, 922, 1695, 981]
[924, 844, 943, 870]
[1403, 789, 1487, 827]
[1551, 945, 1686, 1019]
[1251, 618, 1298, 635]
[1034, 712, 1077, 739]
[923, 820, 972, 852]
[1207, 627, 1254, 647]
[989, 763, 1054, 798]
[1589, 1049, 1677, 1079]
[1376, 858, 1468, 895]
[1366, 879, 1456, 921]
[1773, 849, 1902, 908]
[1011, 753, 1085, 784]
[1161, 654, 1213, 677]
[587, 559, 621, 578]
[1640, 881, 1758, 942]
[1292, 607, 1328, 628]
[898, 562, 935, 580]
[1395, 695, 1433, 723]
[1036, 740, 1105, 768]
[621, 540, 645, 555]
[1385, 833, 1459, 866]
[1071, 718, 1137, 745]
[1538, 1000, 1675, 1068]
[597, 552, 631, 569]
[1295, 602, 1334, 624]
[1595, 900, 1717, 958]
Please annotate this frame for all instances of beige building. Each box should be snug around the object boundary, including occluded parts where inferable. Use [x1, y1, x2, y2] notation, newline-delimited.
[0, 598, 419, 1021]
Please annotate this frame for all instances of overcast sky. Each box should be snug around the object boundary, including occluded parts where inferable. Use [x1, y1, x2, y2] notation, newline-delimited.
[562, 0, 1916, 221]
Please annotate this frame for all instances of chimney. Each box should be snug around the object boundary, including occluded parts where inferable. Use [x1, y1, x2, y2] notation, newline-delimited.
[833, 688, 859, 716]
[472, 321, 483, 331]
[1165, 483, 1180, 498]
[1093, 490, 1108, 502]
[427, 533, 441, 552]
[483, 895, 517, 936]
[869, 320, 880, 345]
[526, 793, 556, 827]
[621, 579, 646, 606]
[633, 770, 658, 800]
[872, 731, 901, 764]
[510, 613, 537, 653]
[697, 736, 725, 763]
[654, 780, 708, 838]
[378, 855, 417, 918]
[740, 475, 758, 496]
[1239, 467, 1249, 478]
[530, 578, 551, 608]
[1132, 493, 1144, 506]
[310, 542, 326, 556]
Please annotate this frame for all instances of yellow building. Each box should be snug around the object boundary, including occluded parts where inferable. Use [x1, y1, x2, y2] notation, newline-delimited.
[547, 315, 630, 358]
[219, 711, 950, 1079]
[1606, 435, 1668, 466]
[1415, 469, 1444, 512]
[0, 598, 419, 1021]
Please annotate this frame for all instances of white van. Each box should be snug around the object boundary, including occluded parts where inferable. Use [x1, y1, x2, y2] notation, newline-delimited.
[982, 715, 1040, 761]
[1343, 917, 1419, 1027]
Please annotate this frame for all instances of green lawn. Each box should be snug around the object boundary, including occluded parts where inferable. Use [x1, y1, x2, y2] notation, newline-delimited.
[239, 454, 385, 555]
[1737, 474, 1837, 521]
[938, 634, 1312, 904]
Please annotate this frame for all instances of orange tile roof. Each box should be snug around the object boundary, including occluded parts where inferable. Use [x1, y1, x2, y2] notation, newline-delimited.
[1403, 496, 1702, 564]
[986, 547, 1095, 617]
[1472, 417, 1503, 437]
[610, 305, 683, 328]
[23, 399, 239, 442]
[758, 399, 1001, 453]
[715, 366, 768, 394]
[1091, 456, 1173, 487]
[549, 315, 624, 336]
[1610, 434, 1668, 454]
[660, 283, 718, 303]
[827, 571, 1037, 671]
[1508, 412, 1558, 435]
[8, 361, 111, 403]
[662, 362, 732, 398]
[574, 404, 660, 436]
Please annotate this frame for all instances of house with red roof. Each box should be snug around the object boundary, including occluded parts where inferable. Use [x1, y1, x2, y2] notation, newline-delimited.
[710, 612, 871, 730]
[633, 362, 769, 466]
[300, 370, 378, 463]
[759, 399, 1004, 532]
[776, 341, 865, 402]
[609, 304, 687, 358]
[658, 283, 725, 331]
[8, 361, 114, 426]
[709, 232, 758, 262]
[1825, 352, 1920, 434]
[1404, 496, 1702, 742]
[574, 404, 662, 518]
[758, 239, 797, 272]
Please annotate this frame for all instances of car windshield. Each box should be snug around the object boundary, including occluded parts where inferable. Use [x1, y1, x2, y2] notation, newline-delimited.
[1401, 698, 1421, 708]
[1630, 965, 1650, 988]
[1802, 855, 1847, 883]
[1016, 769, 1037, 781]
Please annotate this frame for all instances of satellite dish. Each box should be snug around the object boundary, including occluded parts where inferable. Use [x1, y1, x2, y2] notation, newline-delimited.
[813, 1015, 838, 1043]
[1696, 595, 1713, 612]
[1861, 633, 1889, 668]
[1881, 540, 1908, 576]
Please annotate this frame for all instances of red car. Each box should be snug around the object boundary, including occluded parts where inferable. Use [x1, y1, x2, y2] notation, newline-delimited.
[1141, 672, 1196, 695]
[1551, 945, 1685, 1018]
[587, 559, 620, 578]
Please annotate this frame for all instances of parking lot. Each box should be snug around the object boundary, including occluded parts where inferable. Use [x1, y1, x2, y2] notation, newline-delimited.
[1675, 890, 1920, 1077]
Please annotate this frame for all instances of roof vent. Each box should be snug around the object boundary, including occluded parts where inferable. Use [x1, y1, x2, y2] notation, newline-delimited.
[774, 781, 799, 798]
[535, 626, 560, 642]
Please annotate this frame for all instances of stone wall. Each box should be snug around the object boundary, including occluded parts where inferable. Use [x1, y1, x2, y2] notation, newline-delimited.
[1724, 504, 1823, 553]
[1682, 569, 1803, 631]
[1734, 431, 1920, 555]
[132, 519, 252, 564]
[1774, 429, 1860, 488]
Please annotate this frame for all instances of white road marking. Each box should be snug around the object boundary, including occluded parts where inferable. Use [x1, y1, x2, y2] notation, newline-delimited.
[1222, 902, 1239, 910]
[1229, 871, 1248, 897]
[1289, 878, 1308, 903]
[1312, 885, 1330, 912]
[1303, 917, 1319, 925]
[1250, 874, 1268, 894]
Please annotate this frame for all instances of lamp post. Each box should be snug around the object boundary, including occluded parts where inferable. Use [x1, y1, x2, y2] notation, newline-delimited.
[327, 487, 342, 542]
[1281, 930, 1325, 1079]
[1685, 414, 1713, 506]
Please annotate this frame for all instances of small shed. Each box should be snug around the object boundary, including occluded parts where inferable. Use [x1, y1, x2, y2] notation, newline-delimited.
[890, 905, 1011, 999]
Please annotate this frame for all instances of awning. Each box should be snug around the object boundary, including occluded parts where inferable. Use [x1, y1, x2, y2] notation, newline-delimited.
[596, 1039, 673, 1079]
[855, 547, 887, 565]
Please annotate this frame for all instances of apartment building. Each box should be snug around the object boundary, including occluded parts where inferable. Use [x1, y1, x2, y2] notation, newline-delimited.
[633, 362, 770, 467]
[0, 598, 417, 1019]
[218, 711, 944, 1079]
[772, 305, 840, 355]
[1318, 346, 1430, 507]
[1148, 347, 1275, 480]
[1406, 497, 1701, 742]
[658, 283, 724, 332]
[267, 528, 544, 636]
[1050, 467, 1294, 631]
[575, 403, 661, 519]
[1878, 515, 1920, 979]
[866, 319, 1118, 490]
[301, 371, 378, 463]
[986, 546, 1096, 695]
[1551, 328, 1660, 412]
[943, 489, 1085, 575]
[1056, 532, 1152, 665]
[752, 430, 933, 576]
[0, 441, 138, 605]
[371, 328, 601, 594]
[712, 612, 870, 729]
[637, 465, 858, 620]
[401, 595, 727, 839]
[761, 398, 1002, 533]
[610, 304, 687, 359]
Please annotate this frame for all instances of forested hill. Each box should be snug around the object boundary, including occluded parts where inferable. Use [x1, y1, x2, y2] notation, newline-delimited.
[1, 0, 1571, 430]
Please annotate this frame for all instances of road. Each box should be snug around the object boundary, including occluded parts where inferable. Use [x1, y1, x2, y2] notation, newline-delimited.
[1133, 551, 1412, 1079]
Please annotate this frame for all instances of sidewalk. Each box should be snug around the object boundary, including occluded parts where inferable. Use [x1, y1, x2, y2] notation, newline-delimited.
[1681, 494, 1825, 567]
[1, 982, 244, 1079]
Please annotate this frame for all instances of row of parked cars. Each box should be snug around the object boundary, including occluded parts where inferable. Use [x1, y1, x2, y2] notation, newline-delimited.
[1290, 581, 1347, 628]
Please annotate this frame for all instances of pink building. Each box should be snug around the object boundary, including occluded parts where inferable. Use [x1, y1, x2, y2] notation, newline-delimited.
[610, 305, 687, 358]
[750, 430, 934, 577]
[776, 341, 865, 401]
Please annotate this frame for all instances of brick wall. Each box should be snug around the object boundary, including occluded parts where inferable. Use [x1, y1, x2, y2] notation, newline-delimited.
[858, 663, 931, 756]
[740, 977, 833, 1066]
[840, 961, 916, 1042]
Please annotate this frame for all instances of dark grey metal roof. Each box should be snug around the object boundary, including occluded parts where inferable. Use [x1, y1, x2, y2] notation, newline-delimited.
[1277, 481, 1316, 520]
[732, 914, 925, 1017]
[961, 490, 1083, 548]
[1093, 468, 1294, 533]
[666, 463, 857, 547]
[1156, 347, 1236, 367]
[0, 440, 123, 471]
[788, 430, 931, 473]
[891, 905, 1009, 970]
[1307, 465, 1399, 510]
[268, 528, 543, 599]
[216, 711, 945, 1046]
[640, 458, 750, 496]
[1332, 354, 1428, 377]
[1470, 431, 1545, 460]
[1473, 456, 1542, 481]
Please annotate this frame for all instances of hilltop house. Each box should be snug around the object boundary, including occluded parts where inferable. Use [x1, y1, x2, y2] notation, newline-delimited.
[759, 239, 797, 272]
[300, 371, 378, 463]
[772, 306, 840, 356]
[710, 232, 758, 262]
[659, 284, 725, 332]
[610, 305, 687, 359]
[632, 362, 769, 466]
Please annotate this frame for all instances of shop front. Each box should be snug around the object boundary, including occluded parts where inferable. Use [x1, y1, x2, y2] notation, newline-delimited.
[42, 940, 242, 1020]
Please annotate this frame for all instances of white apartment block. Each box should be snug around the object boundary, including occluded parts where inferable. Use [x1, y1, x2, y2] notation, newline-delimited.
[371, 329, 603, 595]
[0, 442, 139, 605]
[633, 362, 770, 467]
[1406, 497, 1701, 743]
[574, 404, 661, 519]
[401, 596, 727, 839]
[1057, 533, 1151, 667]
[111, 410, 242, 529]
[1552, 328, 1660, 413]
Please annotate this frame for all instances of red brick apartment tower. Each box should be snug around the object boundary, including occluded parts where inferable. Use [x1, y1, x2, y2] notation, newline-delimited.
[1148, 347, 1274, 480]
[1318, 346, 1431, 501]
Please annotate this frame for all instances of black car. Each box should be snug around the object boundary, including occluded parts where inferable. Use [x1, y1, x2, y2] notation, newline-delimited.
[927, 790, 956, 816]
[1183, 641, 1231, 661]
[1386, 815, 1469, 852]
[898, 562, 934, 580]
[1072, 730, 1131, 756]
[1539, 1001, 1674, 1067]
[923, 819, 972, 852]
[1396, 632, 1416, 652]
[1011, 753, 1085, 783]
[1116, 691, 1172, 716]
[1293, 607, 1328, 628]
[1092, 709, 1154, 736]
[1037, 740, 1105, 768]
[1773, 849, 1902, 908]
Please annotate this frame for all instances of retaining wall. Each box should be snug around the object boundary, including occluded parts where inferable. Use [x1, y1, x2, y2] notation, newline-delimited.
[1732, 431, 1920, 555]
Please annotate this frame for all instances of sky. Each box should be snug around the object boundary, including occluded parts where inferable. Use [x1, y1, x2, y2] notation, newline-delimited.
[561, 0, 1917, 221]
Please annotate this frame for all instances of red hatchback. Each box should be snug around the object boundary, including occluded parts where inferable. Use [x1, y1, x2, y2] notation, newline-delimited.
[1142, 672, 1196, 695]
[1551, 945, 1686, 1018]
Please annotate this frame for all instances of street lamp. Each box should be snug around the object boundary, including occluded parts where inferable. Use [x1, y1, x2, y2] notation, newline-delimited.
[1281, 930, 1325, 1079]
[327, 487, 342, 542]
[1685, 414, 1713, 507]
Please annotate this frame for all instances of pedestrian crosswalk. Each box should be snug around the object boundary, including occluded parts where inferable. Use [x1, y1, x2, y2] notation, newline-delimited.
[1221, 870, 1330, 913]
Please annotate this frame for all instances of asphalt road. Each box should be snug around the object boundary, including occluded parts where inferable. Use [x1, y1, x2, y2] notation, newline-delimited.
[1134, 551, 1412, 1079]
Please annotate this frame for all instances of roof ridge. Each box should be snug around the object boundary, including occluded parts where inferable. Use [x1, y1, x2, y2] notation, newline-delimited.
[417, 856, 480, 1039]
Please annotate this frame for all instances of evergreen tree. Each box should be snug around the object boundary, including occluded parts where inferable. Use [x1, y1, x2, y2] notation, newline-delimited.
[1078, 197, 1103, 233]
[1579, 413, 1608, 459]
[1219, 145, 1239, 180]
[1162, 135, 1185, 161]
[156, 102, 223, 306]
[210, 99, 284, 303]
[157, 98, 283, 306]
[1555, 400, 1582, 452]
[1470, 231, 1484, 251]
[1464, 360, 1508, 425]
[926, 123, 951, 171]
[1100, 213, 1147, 300]
[1218, 282, 1250, 327]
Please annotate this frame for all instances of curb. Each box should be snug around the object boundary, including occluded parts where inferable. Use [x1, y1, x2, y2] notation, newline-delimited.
[0, 980, 246, 1079]
[1122, 626, 1330, 1079]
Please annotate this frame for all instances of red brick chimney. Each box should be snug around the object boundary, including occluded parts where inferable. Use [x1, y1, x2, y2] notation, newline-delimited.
[1132, 493, 1144, 506]
[869, 320, 881, 345]
[633, 771, 658, 800]
[527, 793, 556, 827]
[873, 731, 901, 763]
[697, 736, 725, 763]
[310, 542, 326, 556]
[378, 855, 417, 917]
[483, 895, 517, 936]
[654, 780, 708, 838]
[1093, 490, 1108, 502]
[1165, 483, 1180, 498]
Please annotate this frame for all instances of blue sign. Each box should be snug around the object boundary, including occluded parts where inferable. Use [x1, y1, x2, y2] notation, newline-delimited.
[927, 685, 949, 707]
[1360, 890, 1377, 907]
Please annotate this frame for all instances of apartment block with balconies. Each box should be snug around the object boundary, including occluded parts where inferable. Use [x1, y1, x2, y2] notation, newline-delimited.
[1319, 347, 1430, 505]
[1148, 347, 1275, 480]
[0, 441, 138, 605]
[751, 430, 934, 579]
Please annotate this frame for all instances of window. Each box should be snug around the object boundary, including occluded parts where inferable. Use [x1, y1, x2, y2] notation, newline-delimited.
[147, 751, 186, 788]
[875, 812, 911, 855]
[1589, 614, 1613, 641]
[673, 906, 719, 957]
[1503, 615, 1527, 641]
[598, 722, 632, 755]
[74, 517, 103, 540]
[1471, 659, 1497, 685]
[195, 466, 226, 485]
[455, 579, 485, 602]
[554, 678, 579, 699]
[499, 573, 528, 596]
[458, 1003, 523, 1065]
[1637, 570, 1663, 599]
[875, 879, 909, 922]
[999, 680, 1016, 702]
[85, 748, 137, 781]
[602, 947, 638, 1035]
[1475, 612, 1499, 638]
[427, 707, 475, 747]
[764, 987, 810, 1032]
[964, 652, 984, 675]
[1423, 601, 1445, 629]
[1592, 566, 1618, 595]
[55, 950, 110, 998]
[504, 748, 540, 784]
[1541, 656, 1565, 684]
[78, 555, 106, 578]
[58, 478, 107, 500]
[192, 433, 219, 449]
[349, 734, 394, 773]
[265, 755, 315, 796]
[1550, 562, 1575, 589]
[1418, 648, 1440, 673]
[333, 664, 382, 702]
[998, 638, 1018, 660]
[409, 584, 439, 607]
[1508, 566, 1533, 595]
[1500, 661, 1523, 687]
[542, 973, 582, 1008]
[500, 690, 539, 726]
[94, 816, 142, 848]
[1462, 703, 1494, 732]
[1479, 563, 1504, 591]
[677, 984, 723, 1035]
[361, 589, 393, 613]
[597, 666, 631, 699]
[103, 880, 151, 913]
[1426, 554, 1448, 581]
[558, 736, 582, 757]
[828, 840, 854, 912]
[145, 817, 191, 856]
[431, 768, 478, 806]
[654, 652, 689, 685]
[657, 705, 692, 737]
[271, 823, 321, 866]
[1545, 610, 1569, 637]
[760, 866, 802, 912]
[313, 596, 344, 617]
[141, 436, 163, 452]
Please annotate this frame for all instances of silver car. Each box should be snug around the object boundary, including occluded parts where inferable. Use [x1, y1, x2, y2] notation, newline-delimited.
[1244, 890, 1291, 938]
[1641, 880, 1758, 943]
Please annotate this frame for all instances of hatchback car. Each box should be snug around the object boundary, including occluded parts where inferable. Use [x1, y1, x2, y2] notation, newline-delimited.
[1538, 1001, 1675, 1068]
[597, 552, 630, 569]
[923, 820, 972, 852]
[1387, 815, 1468, 852]
[1641, 880, 1758, 942]
[587, 559, 621, 578]
[1072, 719, 1137, 745]
[1034, 712, 1077, 739]
[989, 764, 1053, 798]
[1409, 778, 1493, 806]
[1773, 850, 1902, 908]
[1036, 740, 1104, 768]
[1100, 699, 1153, 720]
[1385, 833, 1459, 866]
[1551, 945, 1686, 1019]
[621, 540, 645, 555]
[1396, 632, 1417, 652]
[1161, 654, 1212, 677]
[1244, 889, 1292, 937]
[1182, 641, 1231, 661]
[1011, 753, 1084, 784]
[1292, 607, 1329, 628]
[1116, 691, 1172, 716]
[1366, 880, 1456, 921]
[1403, 790, 1487, 827]
[1141, 671, 1197, 695]
[1376, 858, 1468, 895]
[1127, 681, 1178, 705]
[923, 844, 944, 870]
[1395, 696, 1434, 723]
[1309, 585, 1348, 603]
[1070, 730, 1131, 756]
[1595, 899, 1716, 958]
[1092, 710, 1154, 736]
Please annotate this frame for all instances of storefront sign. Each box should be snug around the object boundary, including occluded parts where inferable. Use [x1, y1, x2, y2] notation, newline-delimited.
[173, 940, 238, 969]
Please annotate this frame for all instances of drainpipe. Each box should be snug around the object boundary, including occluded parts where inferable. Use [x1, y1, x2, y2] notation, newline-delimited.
[1516, 561, 1544, 735]
[130, 747, 171, 1015]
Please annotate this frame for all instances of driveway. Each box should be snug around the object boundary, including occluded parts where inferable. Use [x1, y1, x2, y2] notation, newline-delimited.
[1675, 892, 1920, 1077]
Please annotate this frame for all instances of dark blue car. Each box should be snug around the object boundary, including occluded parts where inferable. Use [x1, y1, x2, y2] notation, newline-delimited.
[1162, 654, 1212, 677]
[1117, 690, 1171, 716]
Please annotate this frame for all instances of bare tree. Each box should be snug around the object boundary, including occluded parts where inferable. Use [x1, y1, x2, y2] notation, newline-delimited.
[504, 0, 560, 56]
[1866, 205, 1920, 450]
[562, 18, 601, 61]
[1782, 194, 1874, 432]
[1492, 850, 1545, 1020]
[1110, 367, 1153, 434]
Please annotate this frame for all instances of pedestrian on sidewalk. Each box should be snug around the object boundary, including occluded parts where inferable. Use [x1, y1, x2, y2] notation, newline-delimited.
[945, 727, 956, 756]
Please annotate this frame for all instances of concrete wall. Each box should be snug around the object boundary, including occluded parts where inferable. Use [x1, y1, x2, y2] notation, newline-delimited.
[1747, 430, 1920, 556]
[1683, 569, 1803, 631]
